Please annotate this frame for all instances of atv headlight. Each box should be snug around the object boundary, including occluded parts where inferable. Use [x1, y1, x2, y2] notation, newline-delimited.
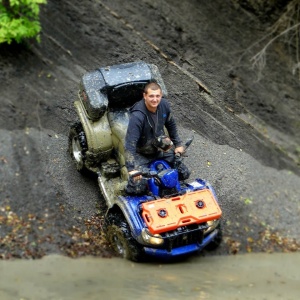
[141, 228, 164, 246]
[204, 219, 220, 235]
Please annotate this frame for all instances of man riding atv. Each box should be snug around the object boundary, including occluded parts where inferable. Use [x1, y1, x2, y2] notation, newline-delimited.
[125, 82, 190, 193]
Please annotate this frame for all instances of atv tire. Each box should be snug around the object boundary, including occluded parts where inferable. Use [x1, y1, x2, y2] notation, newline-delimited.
[68, 122, 88, 173]
[105, 212, 145, 262]
[205, 223, 223, 251]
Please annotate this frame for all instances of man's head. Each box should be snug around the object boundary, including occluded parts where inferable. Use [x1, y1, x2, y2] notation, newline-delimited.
[143, 82, 162, 113]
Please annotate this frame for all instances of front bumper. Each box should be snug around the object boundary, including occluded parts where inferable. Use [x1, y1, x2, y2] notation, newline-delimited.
[143, 228, 219, 259]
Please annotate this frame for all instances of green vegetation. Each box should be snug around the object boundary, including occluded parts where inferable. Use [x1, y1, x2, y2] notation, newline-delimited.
[0, 0, 47, 44]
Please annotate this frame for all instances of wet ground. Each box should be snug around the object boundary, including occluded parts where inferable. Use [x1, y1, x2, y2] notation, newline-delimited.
[1, 253, 299, 300]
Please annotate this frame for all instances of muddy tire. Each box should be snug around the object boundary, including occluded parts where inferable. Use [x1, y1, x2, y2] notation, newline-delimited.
[105, 212, 145, 262]
[205, 223, 223, 251]
[68, 122, 88, 172]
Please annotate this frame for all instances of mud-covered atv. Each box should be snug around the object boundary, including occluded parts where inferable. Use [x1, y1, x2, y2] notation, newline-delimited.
[68, 61, 222, 261]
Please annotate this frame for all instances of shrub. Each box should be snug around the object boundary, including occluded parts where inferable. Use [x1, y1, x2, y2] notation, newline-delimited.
[0, 0, 47, 44]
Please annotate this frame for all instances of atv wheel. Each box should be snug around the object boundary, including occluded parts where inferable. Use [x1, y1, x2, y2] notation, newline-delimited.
[68, 122, 88, 172]
[105, 213, 145, 262]
[205, 223, 223, 251]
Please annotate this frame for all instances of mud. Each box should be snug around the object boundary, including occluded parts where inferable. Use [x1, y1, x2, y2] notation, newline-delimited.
[0, 0, 300, 259]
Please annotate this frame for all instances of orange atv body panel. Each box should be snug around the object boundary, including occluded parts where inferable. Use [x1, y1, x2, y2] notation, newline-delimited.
[141, 189, 222, 234]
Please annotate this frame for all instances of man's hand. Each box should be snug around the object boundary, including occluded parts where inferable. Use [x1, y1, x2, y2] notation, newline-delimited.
[129, 170, 142, 182]
[174, 146, 185, 154]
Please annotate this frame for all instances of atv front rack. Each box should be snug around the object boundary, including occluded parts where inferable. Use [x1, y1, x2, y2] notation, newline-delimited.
[141, 189, 222, 234]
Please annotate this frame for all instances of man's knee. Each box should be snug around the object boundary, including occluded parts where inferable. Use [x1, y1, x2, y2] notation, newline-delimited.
[125, 177, 148, 195]
[177, 163, 190, 180]
[157, 150, 175, 164]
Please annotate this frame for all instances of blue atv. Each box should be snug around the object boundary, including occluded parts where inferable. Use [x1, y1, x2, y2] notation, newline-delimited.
[68, 61, 222, 261]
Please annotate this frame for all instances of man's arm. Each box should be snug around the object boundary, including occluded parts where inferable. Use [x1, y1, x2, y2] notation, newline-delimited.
[125, 111, 144, 172]
[163, 101, 185, 154]
[165, 113, 182, 148]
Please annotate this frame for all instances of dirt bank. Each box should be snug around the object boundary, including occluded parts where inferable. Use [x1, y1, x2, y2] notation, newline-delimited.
[0, 0, 299, 259]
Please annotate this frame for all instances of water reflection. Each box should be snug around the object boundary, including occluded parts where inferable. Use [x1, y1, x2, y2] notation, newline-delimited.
[0, 252, 299, 299]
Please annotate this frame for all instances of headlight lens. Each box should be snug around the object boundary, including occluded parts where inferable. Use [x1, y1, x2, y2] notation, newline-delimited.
[141, 228, 164, 245]
[204, 219, 220, 234]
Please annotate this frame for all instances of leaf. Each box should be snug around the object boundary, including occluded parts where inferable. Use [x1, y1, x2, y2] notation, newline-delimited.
[244, 198, 252, 205]
[247, 237, 254, 243]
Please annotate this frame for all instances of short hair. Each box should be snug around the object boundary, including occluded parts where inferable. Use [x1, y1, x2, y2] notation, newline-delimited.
[144, 82, 161, 94]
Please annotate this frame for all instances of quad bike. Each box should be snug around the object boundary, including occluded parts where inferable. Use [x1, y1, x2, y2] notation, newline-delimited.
[68, 61, 222, 261]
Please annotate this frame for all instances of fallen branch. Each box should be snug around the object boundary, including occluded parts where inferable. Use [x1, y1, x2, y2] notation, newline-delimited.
[43, 33, 73, 57]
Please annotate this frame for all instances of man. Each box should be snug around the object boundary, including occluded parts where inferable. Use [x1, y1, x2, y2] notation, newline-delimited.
[125, 82, 190, 182]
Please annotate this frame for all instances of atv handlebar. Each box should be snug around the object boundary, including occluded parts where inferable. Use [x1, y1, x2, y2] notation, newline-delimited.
[129, 136, 193, 180]
[129, 168, 157, 179]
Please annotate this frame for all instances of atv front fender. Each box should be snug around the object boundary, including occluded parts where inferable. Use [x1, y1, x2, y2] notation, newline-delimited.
[107, 195, 152, 241]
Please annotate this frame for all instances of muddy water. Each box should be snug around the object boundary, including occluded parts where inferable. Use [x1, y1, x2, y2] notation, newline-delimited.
[0, 253, 299, 300]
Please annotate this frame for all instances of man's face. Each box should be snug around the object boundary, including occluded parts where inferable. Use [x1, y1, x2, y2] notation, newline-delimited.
[143, 88, 162, 112]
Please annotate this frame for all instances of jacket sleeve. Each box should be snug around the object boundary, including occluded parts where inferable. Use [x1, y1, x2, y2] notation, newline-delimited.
[164, 101, 182, 147]
[125, 111, 144, 171]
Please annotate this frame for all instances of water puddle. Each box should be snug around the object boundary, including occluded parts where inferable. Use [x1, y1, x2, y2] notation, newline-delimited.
[0, 252, 299, 299]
